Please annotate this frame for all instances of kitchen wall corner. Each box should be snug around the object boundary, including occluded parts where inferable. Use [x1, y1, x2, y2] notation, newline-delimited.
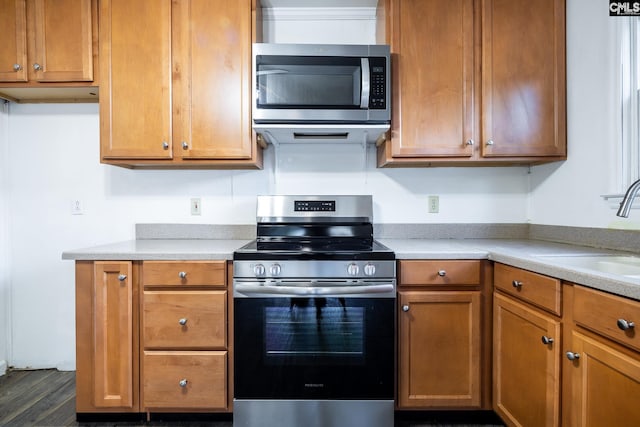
[0, 101, 9, 374]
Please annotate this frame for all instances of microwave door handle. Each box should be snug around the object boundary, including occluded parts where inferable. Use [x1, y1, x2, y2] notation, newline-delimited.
[360, 57, 370, 109]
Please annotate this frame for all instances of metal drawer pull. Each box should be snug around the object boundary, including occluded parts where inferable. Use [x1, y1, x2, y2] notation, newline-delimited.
[566, 351, 580, 361]
[179, 318, 188, 326]
[617, 318, 635, 331]
[13, 63, 22, 71]
[438, 270, 446, 277]
[402, 305, 409, 312]
[179, 379, 188, 387]
[541, 335, 554, 345]
[118, 274, 127, 282]
[512, 280, 523, 288]
[179, 271, 187, 279]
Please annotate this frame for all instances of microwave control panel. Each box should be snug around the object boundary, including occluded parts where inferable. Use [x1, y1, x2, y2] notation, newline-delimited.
[369, 57, 387, 110]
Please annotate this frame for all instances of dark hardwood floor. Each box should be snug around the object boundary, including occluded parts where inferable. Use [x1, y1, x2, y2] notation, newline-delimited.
[0, 369, 504, 427]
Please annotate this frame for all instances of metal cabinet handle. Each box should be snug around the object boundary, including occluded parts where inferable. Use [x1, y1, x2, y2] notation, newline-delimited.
[466, 139, 474, 146]
[617, 318, 635, 330]
[13, 64, 22, 71]
[486, 139, 494, 146]
[566, 351, 580, 361]
[162, 141, 169, 149]
[179, 271, 187, 279]
[402, 305, 409, 312]
[118, 274, 127, 282]
[179, 379, 188, 387]
[512, 280, 523, 288]
[182, 141, 189, 149]
[179, 318, 188, 326]
[33, 63, 42, 71]
[437, 270, 446, 277]
[541, 335, 554, 345]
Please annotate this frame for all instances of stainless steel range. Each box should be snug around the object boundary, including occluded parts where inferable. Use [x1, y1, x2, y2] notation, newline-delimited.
[233, 195, 395, 427]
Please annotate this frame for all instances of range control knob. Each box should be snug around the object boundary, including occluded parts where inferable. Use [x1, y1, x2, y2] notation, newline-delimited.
[347, 263, 360, 276]
[269, 264, 282, 276]
[253, 264, 266, 276]
[363, 263, 376, 276]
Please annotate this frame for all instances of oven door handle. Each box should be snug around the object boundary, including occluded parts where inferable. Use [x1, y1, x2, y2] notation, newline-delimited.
[234, 282, 395, 296]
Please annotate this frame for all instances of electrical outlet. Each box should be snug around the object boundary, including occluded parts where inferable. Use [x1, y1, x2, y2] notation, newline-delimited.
[428, 196, 439, 213]
[191, 198, 201, 215]
[71, 200, 84, 215]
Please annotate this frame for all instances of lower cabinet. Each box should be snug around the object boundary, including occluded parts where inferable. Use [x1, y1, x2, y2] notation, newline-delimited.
[492, 263, 562, 427]
[397, 260, 488, 409]
[75, 261, 140, 412]
[493, 292, 561, 427]
[564, 285, 640, 426]
[75, 259, 231, 415]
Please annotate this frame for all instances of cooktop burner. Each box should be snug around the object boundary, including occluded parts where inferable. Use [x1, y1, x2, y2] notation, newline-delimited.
[233, 239, 395, 261]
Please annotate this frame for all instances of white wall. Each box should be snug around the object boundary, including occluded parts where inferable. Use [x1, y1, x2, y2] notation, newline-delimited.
[529, 0, 640, 229]
[0, 101, 9, 375]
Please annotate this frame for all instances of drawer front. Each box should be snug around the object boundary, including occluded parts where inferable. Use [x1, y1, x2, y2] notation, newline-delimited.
[142, 261, 226, 287]
[494, 263, 561, 315]
[143, 290, 227, 349]
[399, 260, 481, 286]
[574, 286, 640, 352]
[143, 351, 227, 410]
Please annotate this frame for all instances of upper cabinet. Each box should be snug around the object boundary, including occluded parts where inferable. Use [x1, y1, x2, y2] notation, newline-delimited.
[0, 0, 98, 102]
[376, 0, 566, 166]
[99, 0, 263, 169]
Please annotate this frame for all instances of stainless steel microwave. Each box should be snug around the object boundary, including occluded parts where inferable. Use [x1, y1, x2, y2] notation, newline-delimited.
[252, 43, 391, 125]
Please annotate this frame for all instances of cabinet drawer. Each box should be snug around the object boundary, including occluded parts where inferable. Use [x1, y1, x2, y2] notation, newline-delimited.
[494, 263, 561, 315]
[574, 286, 640, 352]
[399, 260, 480, 286]
[143, 290, 226, 349]
[143, 351, 227, 410]
[142, 261, 226, 287]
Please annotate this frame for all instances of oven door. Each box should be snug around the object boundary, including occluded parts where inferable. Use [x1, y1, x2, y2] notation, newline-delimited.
[234, 294, 394, 400]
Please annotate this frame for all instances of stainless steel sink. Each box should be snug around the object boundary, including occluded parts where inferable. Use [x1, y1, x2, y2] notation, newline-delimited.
[537, 255, 640, 278]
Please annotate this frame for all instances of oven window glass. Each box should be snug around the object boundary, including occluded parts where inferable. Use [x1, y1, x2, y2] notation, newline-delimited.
[265, 298, 364, 364]
[256, 56, 362, 108]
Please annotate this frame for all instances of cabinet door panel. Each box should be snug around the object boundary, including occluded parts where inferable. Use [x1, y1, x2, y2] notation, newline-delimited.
[32, 0, 93, 82]
[173, 0, 252, 159]
[93, 261, 134, 408]
[0, 0, 28, 82]
[398, 291, 481, 408]
[569, 331, 640, 427]
[100, 0, 172, 159]
[493, 292, 560, 426]
[389, 0, 474, 158]
[481, 0, 566, 157]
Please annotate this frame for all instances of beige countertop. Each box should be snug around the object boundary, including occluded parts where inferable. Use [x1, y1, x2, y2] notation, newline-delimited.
[63, 237, 640, 301]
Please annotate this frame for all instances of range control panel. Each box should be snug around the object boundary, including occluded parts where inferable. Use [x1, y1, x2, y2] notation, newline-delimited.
[294, 200, 336, 212]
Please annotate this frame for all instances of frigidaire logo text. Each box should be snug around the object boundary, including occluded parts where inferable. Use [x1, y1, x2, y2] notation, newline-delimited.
[304, 383, 325, 388]
[610, 1, 640, 16]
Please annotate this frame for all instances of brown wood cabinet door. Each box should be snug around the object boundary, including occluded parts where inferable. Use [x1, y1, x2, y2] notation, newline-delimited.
[481, 0, 566, 157]
[100, 0, 172, 159]
[172, 0, 253, 160]
[398, 291, 481, 408]
[493, 292, 561, 427]
[0, 0, 28, 82]
[31, 0, 93, 82]
[387, 0, 475, 159]
[567, 331, 640, 427]
[93, 261, 135, 409]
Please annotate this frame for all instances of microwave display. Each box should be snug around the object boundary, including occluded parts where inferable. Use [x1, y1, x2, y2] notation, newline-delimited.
[256, 56, 386, 110]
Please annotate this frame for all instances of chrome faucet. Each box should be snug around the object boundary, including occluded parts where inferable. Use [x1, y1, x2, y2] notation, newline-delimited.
[617, 178, 640, 217]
